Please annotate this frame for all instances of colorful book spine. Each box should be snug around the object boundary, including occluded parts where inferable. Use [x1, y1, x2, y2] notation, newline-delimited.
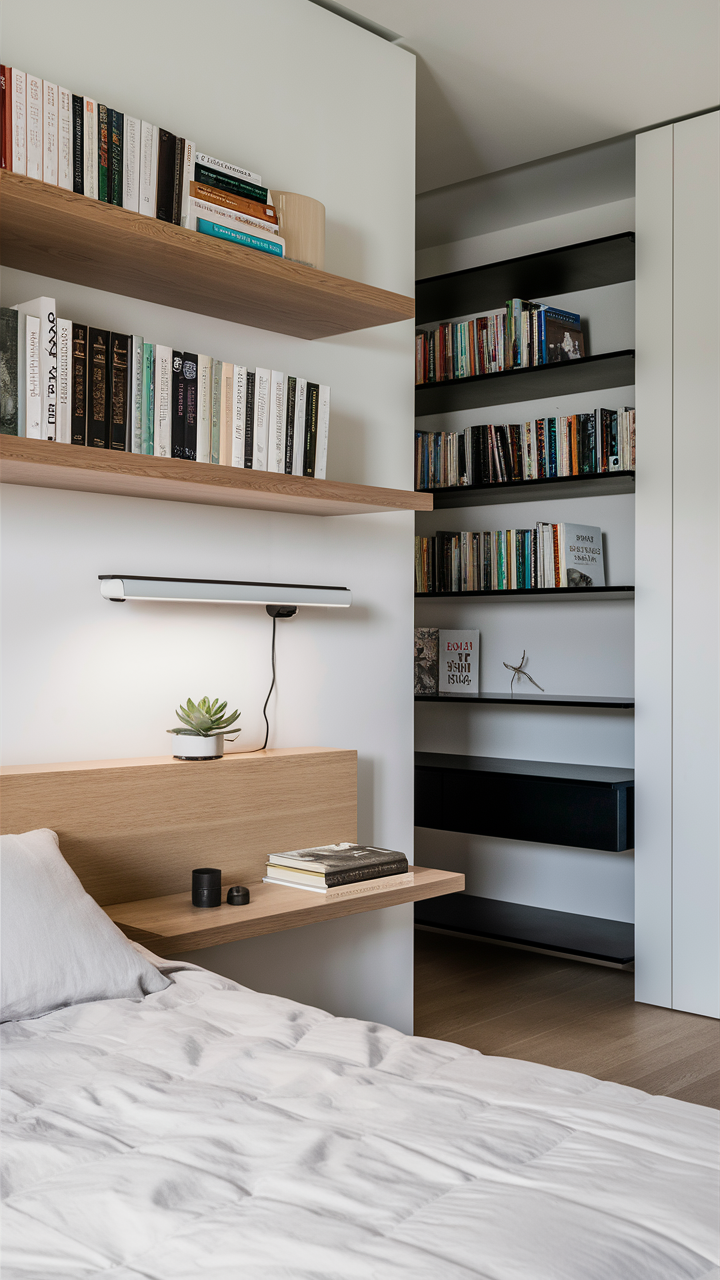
[130, 335, 144, 452]
[108, 109, 123, 206]
[97, 104, 109, 201]
[141, 342, 155, 454]
[219, 361, 233, 466]
[83, 98, 97, 199]
[196, 216, 284, 257]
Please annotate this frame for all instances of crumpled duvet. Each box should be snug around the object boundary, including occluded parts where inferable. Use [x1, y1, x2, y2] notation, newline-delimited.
[1, 952, 718, 1280]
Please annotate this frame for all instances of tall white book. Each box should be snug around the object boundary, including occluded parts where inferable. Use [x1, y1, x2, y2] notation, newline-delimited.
[252, 368, 271, 470]
[292, 378, 307, 476]
[83, 99, 97, 199]
[268, 370, 286, 472]
[42, 82, 58, 184]
[24, 316, 42, 439]
[231, 365, 247, 468]
[559, 523, 605, 588]
[56, 318, 72, 443]
[57, 88, 72, 190]
[180, 139, 195, 227]
[314, 385, 330, 480]
[129, 336, 144, 452]
[196, 354, 212, 464]
[11, 69, 26, 174]
[13, 298, 57, 440]
[123, 117, 141, 213]
[153, 346, 172, 457]
[25, 75, 42, 180]
[439, 630, 480, 695]
[139, 122, 158, 217]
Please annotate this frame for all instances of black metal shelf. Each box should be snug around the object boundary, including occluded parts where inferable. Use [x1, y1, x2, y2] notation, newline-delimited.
[422, 470, 635, 509]
[415, 586, 634, 601]
[416, 232, 636, 325]
[415, 350, 635, 416]
[416, 692, 634, 709]
[415, 894, 634, 966]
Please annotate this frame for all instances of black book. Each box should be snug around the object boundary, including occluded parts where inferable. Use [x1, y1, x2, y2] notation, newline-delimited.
[0, 307, 19, 436]
[581, 411, 597, 474]
[479, 424, 491, 484]
[193, 161, 268, 206]
[97, 105, 109, 201]
[72, 94, 84, 194]
[498, 425, 513, 481]
[283, 375, 296, 473]
[508, 424, 523, 481]
[109, 333, 130, 450]
[156, 130, 176, 223]
[303, 382, 319, 477]
[171, 351, 185, 458]
[87, 328, 110, 448]
[171, 137, 185, 225]
[183, 353, 198, 460]
[458, 430, 467, 485]
[244, 369, 255, 469]
[71, 323, 88, 445]
[109, 110, 124, 207]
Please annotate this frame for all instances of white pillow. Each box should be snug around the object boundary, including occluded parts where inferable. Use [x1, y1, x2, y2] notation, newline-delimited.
[1, 828, 170, 1022]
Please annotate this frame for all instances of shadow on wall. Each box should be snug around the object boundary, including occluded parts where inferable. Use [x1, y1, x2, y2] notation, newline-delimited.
[325, 220, 366, 285]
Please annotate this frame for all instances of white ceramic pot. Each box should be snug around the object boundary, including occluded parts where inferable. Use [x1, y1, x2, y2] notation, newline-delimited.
[173, 734, 224, 761]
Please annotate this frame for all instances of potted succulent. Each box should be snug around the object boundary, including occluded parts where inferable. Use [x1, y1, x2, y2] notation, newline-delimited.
[168, 697, 240, 761]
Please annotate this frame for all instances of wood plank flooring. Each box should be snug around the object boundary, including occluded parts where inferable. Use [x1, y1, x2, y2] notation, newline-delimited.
[414, 929, 720, 1108]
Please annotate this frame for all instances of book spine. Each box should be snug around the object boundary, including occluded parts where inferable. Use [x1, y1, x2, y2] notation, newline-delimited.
[130, 335, 144, 452]
[196, 354, 212, 464]
[243, 368, 255, 468]
[189, 181, 278, 225]
[141, 342, 155, 454]
[25, 74, 42, 180]
[71, 93, 83, 192]
[231, 364, 247, 467]
[219, 361, 233, 466]
[194, 160, 267, 203]
[11, 69, 26, 174]
[171, 350, 185, 458]
[123, 115, 141, 212]
[97, 104, 109, 201]
[70, 323, 87, 445]
[171, 135, 184, 224]
[0, 67, 8, 171]
[83, 99, 97, 198]
[194, 151, 262, 186]
[182, 353, 198, 460]
[139, 122, 158, 217]
[25, 314, 42, 438]
[0, 307, 19, 435]
[40, 300, 57, 440]
[109, 109, 123, 205]
[283, 375, 296, 474]
[273, 858, 409, 889]
[188, 195, 279, 238]
[210, 357, 222, 463]
[196, 218, 284, 256]
[42, 81, 58, 184]
[314, 385, 330, 480]
[268, 369, 285, 472]
[155, 129, 175, 222]
[57, 88, 72, 189]
[179, 138, 195, 226]
[252, 368, 271, 470]
[109, 332, 129, 449]
[87, 327, 110, 447]
[303, 382, 319, 476]
[153, 345, 172, 456]
[292, 377, 307, 475]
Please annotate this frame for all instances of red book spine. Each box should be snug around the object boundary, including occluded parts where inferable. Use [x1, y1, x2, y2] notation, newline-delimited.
[0, 66, 8, 169]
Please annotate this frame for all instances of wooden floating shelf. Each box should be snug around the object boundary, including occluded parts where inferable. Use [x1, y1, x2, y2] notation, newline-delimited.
[105, 867, 465, 955]
[0, 171, 414, 340]
[0, 437, 432, 517]
[415, 351, 635, 415]
[425, 471, 635, 509]
[415, 586, 634, 601]
[415, 692, 635, 709]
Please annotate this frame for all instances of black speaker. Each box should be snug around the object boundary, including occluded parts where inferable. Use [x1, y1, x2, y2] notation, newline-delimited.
[192, 867, 222, 909]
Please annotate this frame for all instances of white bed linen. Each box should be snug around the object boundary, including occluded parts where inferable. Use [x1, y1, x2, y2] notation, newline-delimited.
[2, 952, 718, 1280]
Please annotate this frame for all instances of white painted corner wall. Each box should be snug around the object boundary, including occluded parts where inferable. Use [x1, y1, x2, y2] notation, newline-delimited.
[0, 0, 417, 1031]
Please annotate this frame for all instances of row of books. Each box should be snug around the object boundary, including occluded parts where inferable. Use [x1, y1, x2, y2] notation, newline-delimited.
[415, 301, 585, 385]
[414, 409, 636, 491]
[0, 299, 329, 475]
[0, 66, 285, 259]
[263, 843, 411, 898]
[415, 522, 606, 594]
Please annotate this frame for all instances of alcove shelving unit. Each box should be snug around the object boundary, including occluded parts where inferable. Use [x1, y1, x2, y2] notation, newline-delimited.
[414, 231, 636, 962]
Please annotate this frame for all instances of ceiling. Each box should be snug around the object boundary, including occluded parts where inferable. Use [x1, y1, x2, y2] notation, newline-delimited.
[311, 0, 720, 193]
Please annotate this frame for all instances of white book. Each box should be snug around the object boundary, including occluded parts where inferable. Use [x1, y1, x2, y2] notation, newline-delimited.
[56, 318, 72, 443]
[83, 99, 97, 199]
[153, 345, 172, 457]
[24, 315, 42, 438]
[180, 139, 195, 227]
[129, 336, 144, 452]
[263, 870, 414, 898]
[560, 522, 605, 588]
[57, 88, 73, 190]
[268, 370, 285, 472]
[13, 297, 57, 440]
[123, 116, 141, 213]
[231, 365, 247, 467]
[139, 122, 158, 217]
[11, 69, 26, 174]
[314, 385, 330, 480]
[196, 354, 212, 464]
[194, 151, 261, 186]
[219, 362, 234, 466]
[42, 82, 58, 184]
[439, 630, 480, 695]
[26, 75, 42, 180]
[292, 378, 307, 476]
[252, 368, 271, 470]
[187, 198, 281, 245]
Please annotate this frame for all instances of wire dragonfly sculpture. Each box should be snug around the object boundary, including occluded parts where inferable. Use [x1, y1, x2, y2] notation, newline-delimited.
[503, 651, 544, 695]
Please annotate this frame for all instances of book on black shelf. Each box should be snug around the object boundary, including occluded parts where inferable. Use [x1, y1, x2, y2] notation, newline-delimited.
[87, 327, 110, 448]
[109, 332, 130, 450]
[264, 843, 410, 895]
[415, 521, 606, 593]
[183, 352, 198, 460]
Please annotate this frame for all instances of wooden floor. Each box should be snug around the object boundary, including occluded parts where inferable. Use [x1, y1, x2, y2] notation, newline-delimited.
[414, 929, 720, 1108]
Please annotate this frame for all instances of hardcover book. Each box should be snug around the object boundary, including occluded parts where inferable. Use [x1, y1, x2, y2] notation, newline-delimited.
[25, 74, 42, 181]
[87, 327, 110, 448]
[303, 382, 319, 476]
[71, 93, 83, 192]
[231, 365, 247, 468]
[263, 870, 414, 898]
[71, 323, 88, 445]
[56, 318, 72, 444]
[108, 109, 123, 206]
[252, 368, 271, 470]
[243, 368, 255, 469]
[139, 121, 158, 217]
[156, 130, 176, 223]
[97, 104, 109, 201]
[194, 159, 267, 204]
[153, 345, 172, 456]
[211, 358, 223, 464]
[129, 336, 144, 452]
[109, 333, 129, 450]
[11, 69, 26, 175]
[83, 98, 97, 199]
[561, 523, 605, 588]
[219, 362, 233, 466]
[182, 352, 198, 460]
[189, 181, 277, 225]
[292, 378, 307, 476]
[544, 307, 585, 363]
[42, 81, 58, 185]
[196, 217, 284, 257]
[414, 627, 439, 696]
[439, 629, 480, 695]
[269, 370, 285, 472]
[196, 354, 212, 464]
[57, 87, 73, 190]
[123, 115, 141, 212]
[283, 375, 297, 474]
[314, 385, 330, 480]
[171, 350, 185, 458]
[13, 297, 56, 440]
[141, 342, 155, 454]
[0, 307, 18, 435]
[194, 152, 262, 186]
[266, 843, 409, 889]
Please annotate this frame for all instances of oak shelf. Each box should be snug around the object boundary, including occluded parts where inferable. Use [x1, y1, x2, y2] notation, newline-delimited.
[0, 437, 432, 517]
[0, 171, 414, 340]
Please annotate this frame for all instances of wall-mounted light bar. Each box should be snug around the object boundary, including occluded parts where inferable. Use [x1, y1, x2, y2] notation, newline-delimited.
[99, 575, 352, 608]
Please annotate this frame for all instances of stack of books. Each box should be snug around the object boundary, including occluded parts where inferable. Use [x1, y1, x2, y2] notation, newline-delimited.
[264, 844, 412, 900]
[416, 522, 606, 594]
[0, 297, 329, 477]
[415, 301, 585, 385]
[0, 66, 284, 259]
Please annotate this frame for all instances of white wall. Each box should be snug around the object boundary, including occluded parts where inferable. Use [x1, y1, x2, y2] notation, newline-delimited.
[0, 0, 417, 1031]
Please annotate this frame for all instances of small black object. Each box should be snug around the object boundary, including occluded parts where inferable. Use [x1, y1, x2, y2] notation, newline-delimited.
[266, 604, 297, 618]
[227, 885, 250, 906]
[192, 867, 222, 909]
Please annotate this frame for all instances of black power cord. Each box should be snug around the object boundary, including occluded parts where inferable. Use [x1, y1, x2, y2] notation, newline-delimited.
[260, 605, 297, 750]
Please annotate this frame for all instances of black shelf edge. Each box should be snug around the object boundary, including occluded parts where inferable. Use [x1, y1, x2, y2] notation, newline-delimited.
[415, 586, 634, 601]
[414, 350, 635, 416]
[415, 751, 634, 786]
[416, 233, 636, 325]
[414, 894, 634, 965]
[422, 471, 635, 509]
[415, 692, 635, 709]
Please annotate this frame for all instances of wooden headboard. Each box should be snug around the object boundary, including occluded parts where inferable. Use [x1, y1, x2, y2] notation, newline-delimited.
[0, 748, 357, 905]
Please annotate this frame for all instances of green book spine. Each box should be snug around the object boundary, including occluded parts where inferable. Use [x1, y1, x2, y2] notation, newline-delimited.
[97, 104, 109, 202]
[194, 161, 268, 205]
[0, 307, 19, 435]
[109, 110, 123, 206]
[142, 342, 155, 454]
[210, 358, 222, 463]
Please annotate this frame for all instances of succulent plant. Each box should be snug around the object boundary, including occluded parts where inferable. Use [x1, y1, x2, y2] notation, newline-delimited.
[168, 697, 241, 738]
